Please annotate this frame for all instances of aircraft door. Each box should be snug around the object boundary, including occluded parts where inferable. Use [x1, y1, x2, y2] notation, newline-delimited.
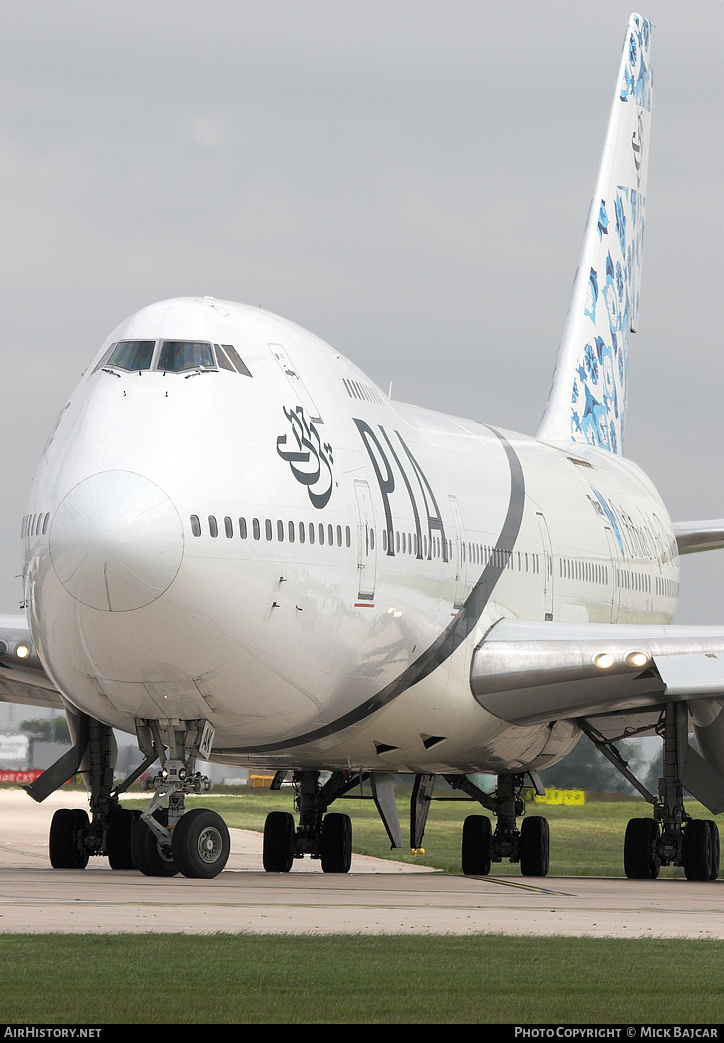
[269, 343, 323, 423]
[536, 511, 554, 621]
[448, 494, 466, 612]
[603, 526, 622, 623]
[354, 480, 377, 603]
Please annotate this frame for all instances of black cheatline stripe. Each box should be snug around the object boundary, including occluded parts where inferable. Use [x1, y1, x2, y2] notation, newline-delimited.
[226, 427, 525, 754]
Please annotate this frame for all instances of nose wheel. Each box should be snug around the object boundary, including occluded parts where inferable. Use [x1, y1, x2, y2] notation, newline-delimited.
[130, 809, 179, 877]
[171, 808, 231, 878]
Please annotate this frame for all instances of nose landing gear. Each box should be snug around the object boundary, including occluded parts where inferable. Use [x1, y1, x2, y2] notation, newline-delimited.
[131, 719, 230, 879]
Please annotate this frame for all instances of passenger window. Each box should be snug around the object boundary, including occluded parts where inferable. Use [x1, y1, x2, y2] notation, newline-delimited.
[309, 523, 315, 545]
[337, 525, 342, 547]
[253, 518, 260, 540]
[328, 524, 334, 546]
[318, 523, 324, 545]
[277, 520, 284, 542]
[224, 516, 233, 538]
[158, 341, 215, 372]
[345, 526, 351, 548]
[288, 520, 295, 543]
[239, 518, 247, 539]
[107, 340, 155, 371]
[42, 513, 50, 535]
[299, 522, 305, 544]
[190, 515, 201, 537]
[208, 516, 218, 538]
[265, 519, 273, 541]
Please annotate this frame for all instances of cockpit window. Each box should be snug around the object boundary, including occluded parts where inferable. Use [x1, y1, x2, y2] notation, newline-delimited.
[158, 340, 215, 372]
[221, 343, 252, 377]
[214, 344, 236, 372]
[107, 341, 155, 371]
[214, 343, 253, 376]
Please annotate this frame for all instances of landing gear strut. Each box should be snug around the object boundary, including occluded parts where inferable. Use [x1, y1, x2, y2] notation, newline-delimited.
[445, 772, 550, 877]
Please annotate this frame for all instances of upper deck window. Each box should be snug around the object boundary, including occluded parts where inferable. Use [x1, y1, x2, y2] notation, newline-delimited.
[107, 341, 155, 371]
[158, 340, 215, 373]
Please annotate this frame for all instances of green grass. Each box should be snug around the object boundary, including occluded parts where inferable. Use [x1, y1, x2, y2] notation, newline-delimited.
[1, 934, 724, 1023]
[3, 788, 723, 1023]
[121, 787, 705, 877]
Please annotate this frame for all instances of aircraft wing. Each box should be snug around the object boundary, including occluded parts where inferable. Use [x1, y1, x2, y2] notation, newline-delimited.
[673, 521, 724, 554]
[0, 614, 64, 710]
[471, 619, 724, 728]
[471, 619, 724, 813]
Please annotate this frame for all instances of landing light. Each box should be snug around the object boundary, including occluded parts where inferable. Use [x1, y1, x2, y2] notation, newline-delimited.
[626, 651, 649, 668]
[594, 653, 615, 670]
[15, 644, 31, 660]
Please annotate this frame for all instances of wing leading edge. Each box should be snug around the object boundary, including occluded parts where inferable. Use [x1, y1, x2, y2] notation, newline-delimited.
[471, 619, 724, 726]
[673, 520, 724, 555]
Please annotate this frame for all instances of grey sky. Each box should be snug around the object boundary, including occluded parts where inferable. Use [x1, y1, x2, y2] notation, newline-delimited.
[1, 0, 723, 623]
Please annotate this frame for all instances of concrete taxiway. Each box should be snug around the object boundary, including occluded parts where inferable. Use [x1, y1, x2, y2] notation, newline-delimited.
[1, 789, 723, 937]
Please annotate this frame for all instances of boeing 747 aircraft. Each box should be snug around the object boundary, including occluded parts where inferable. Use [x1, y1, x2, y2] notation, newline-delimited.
[2, 13, 724, 883]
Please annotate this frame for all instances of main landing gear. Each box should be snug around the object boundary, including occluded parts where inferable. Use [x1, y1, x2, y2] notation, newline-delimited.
[29, 711, 152, 871]
[582, 703, 721, 881]
[442, 773, 550, 877]
[29, 712, 231, 879]
[263, 771, 357, 873]
[262, 770, 404, 873]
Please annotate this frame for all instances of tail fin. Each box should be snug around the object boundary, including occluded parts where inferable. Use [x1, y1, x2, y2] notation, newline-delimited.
[537, 13, 653, 454]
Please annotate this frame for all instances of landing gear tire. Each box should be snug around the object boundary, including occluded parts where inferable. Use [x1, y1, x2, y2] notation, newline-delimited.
[106, 808, 138, 870]
[263, 811, 296, 873]
[171, 808, 230, 879]
[49, 808, 89, 869]
[320, 812, 352, 874]
[683, 819, 714, 881]
[461, 815, 492, 876]
[520, 816, 550, 877]
[708, 820, 720, 880]
[624, 817, 660, 879]
[130, 810, 178, 877]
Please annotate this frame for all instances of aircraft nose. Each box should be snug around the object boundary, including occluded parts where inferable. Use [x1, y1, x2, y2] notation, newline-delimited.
[49, 470, 184, 612]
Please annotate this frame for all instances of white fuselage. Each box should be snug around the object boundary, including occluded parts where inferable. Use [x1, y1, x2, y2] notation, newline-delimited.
[21, 298, 680, 775]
